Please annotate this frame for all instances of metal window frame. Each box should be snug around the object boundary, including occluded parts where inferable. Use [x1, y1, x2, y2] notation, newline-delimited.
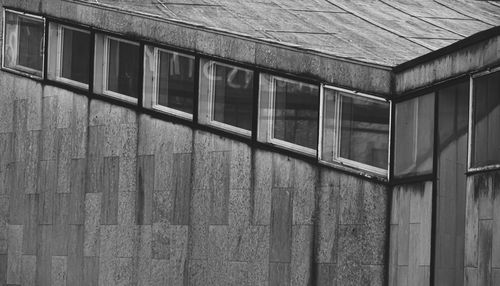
[467, 66, 500, 172]
[148, 46, 195, 120]
[204, 60, 253, 137]
[52, 24, 91, 89]
[267, 75, 319, 156]
[2, 8, 46, 78]
[319, 84, 391, 178]
[102, 35, 140, 104]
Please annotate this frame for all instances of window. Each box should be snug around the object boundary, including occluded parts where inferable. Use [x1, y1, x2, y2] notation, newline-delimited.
[258, 74, 319, 154]
[2, 10, 45, 77]
[320, 87, 390, 175]
[48, 23, 91, 88]
[394, 93, 435, 177]
[470, 69, 500, 169]
[199, 59, 254, 135]
[94, 34, 140, 103]
[143, 46, 195, 119]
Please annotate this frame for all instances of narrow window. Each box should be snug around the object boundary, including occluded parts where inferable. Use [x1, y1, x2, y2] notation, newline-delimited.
[143, 46, 195, 119]
[94, 34, 140, 103]
[258, 74, 319, 155]
[320, 87, 390, 175]
[48, 23, 90, 88]
[2, 10, 45, 77]
[394, 93, 435, 177]
[470, 70, 500, 169]
[199, 59, 254, 136]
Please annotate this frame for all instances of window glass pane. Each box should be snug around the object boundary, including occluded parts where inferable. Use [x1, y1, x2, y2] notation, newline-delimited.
[61, 27, 90, 84]
[273, 79, 318, 149]
[107, 39, 139, 98]
[338, 94, 389, 169]
[157, 51, 195, 114]
[3, 11, 44, 75]
[394, 93, 435, 177]
[472, 71, 500, 168]
[212, 64, 253, 131]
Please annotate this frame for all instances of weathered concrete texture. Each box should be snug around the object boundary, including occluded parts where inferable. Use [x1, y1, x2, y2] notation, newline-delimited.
[0, 72, 388, 285]
[395, 34, 500, 94]
[463, 171, 500, 286]
[389, 182, 432, 286]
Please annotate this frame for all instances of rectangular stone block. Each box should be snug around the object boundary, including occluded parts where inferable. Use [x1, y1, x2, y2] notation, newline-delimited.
[52, 256, 67, 286]
[21, 255, 37, 286]
[84, 193, 102, 257]
[172, 153, 192, 225]
[101, 156, 119, 225]
[270, 188, 292, 263]
[6, 225, 23, 284]
[210, 151, 230, 225]
[136, 155, 154, 225]
[270, 262, 290, 286]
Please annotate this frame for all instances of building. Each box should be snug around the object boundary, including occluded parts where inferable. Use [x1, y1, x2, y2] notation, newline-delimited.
[0, 0, 499, 285]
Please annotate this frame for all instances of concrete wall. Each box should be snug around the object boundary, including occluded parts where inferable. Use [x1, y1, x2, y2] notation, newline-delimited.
[388, 182, 432, 286]
[0, 71, 388, 286]
[464, 171, 500, 286]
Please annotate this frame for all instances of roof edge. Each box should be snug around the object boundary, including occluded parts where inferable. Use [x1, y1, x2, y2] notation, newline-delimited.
[393, 25, 500, 73]
[59, 0, 393, 70]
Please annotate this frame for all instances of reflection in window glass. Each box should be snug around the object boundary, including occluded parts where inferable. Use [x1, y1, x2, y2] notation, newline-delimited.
[61, 27, 90, 84]
[471, 71, 500, 168]
[106, 38, 140, 98]
[3, 11, 44, 76]
[394, 93, 435, 177]
[157, 51, 195, 114]
[339, 94, 389, 170]
[212, 63, 253, 131]
[273, 78, 318, 150]
[321, 88, 389, 174]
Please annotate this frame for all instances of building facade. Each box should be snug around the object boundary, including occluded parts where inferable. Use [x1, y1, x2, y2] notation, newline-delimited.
[0, 0, 499, 285]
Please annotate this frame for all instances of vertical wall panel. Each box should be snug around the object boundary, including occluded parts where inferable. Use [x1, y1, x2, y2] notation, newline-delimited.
[269, 187, 292, 263]
[172, 153, 192, 225]
[389, 182, 432, 286]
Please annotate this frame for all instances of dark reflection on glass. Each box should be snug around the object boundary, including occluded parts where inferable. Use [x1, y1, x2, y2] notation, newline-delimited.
[212, 64, 253, 131]
[472, 71, 500, 168]
[4, 12, 44, 75]
[61, 28, 90, 84]
[394, 93, 435, 177]
[107, 39, 139, 98]
[157, 51, 195, 114]
[273, 79, 318, 149]
[339, 94, 389, 169]
[18, 16, 44, 71]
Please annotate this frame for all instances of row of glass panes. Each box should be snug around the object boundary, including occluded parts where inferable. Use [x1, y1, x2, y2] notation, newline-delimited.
[4, 9, 498, 177]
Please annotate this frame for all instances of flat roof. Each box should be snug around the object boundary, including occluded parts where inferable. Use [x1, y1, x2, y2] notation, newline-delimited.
[74, 0, 500, 67]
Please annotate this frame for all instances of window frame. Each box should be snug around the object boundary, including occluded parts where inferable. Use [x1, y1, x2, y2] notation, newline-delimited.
[2, 9, 46, 78]
[147, 46, 195, 120]
[467, 66, 500, 172]
[201, 60, 254, 137]
[319, 85, 391, 177]
[265, 75, 318, 155]
[102, 35, 140, 104]
[48, 23, 91, 89]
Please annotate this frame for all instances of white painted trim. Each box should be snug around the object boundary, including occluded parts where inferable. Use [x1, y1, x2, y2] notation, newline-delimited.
[320, 85, 390, 177]
[2, 9, 45, 78]
[102, 35, 140, 103]
[54, 24, 90, 88]
[203, 60, 253, 137]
